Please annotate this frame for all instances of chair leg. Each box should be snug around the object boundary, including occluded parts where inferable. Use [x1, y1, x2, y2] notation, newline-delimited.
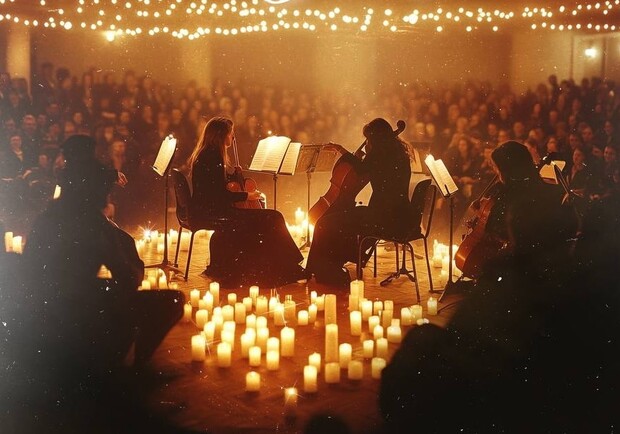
[423, 238, 434, 292]
[407, 243, 421, 303]
[184, 231, 196, 282]
[356, 235, 363, 281]
[174, 226, 183, 268]
[373, 241, 378, 278]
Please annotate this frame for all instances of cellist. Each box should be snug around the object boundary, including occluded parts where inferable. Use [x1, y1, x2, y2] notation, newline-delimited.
[305, 118, 413, 287]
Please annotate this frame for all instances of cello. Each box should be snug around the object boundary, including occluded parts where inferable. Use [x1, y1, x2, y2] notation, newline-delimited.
[308, 120, 406, 225]
[226, 136, 266, 209]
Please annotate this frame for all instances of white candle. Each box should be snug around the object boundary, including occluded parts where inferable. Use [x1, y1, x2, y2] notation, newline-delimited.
[158, 274, 168, 289]
[140, 279, 151, 290]
[234, 303, 246, 324]
[308, 352, 321, 373]
[324, 362, 341, 384]
[242, 297, 253, 313]
[256, 327, 269, 351]
[347, 360, 363, 380]
[310, 290, 318, 304]
[387, 325, 402, 343]
[249, 285, 259, 305]
[350, 311, 362, 336]
[4, 232, 13, 253]
[223, 320, 236, 334]
[295, 207, 305, 225]
[241, 333, 255, 358]
[245, 371, 260, 392]
[212, 313, 224, 335]
[348, 294, 359, 312]
[268, 296, 279, 317]
[284, 297, 296, 324]
[316, 295, 325, 311]
[204, 321, 216, 345]
[283, 387, 298, 417]
[325, 324, 339, 362]
[391, 318, 400, 328]
[401, 307, 413, 326]
[273, 303, 285, 326]
[255, 296, 268, 317]
[246, 314, 257, 329]
[432, 254, 443, 268]
[427, 297, 438, 316]
[190, 289, 200, 307]
[350, 279, 364, 302]
[280, 327, 295, 357]
[191, 334, 206, 362]
[361, 299, 373, 321]
[324, 294, 337, 325]
[183, 303, 192, 322]
[303, 365, 318, 393]
[249, 346, 261, 367]
[209, 281, 220, 306]
[297, 310, 309, 325]
[222, 305, 234, 322]
[221, 329, 235, 351]
[196, 309, 209, 329]
[217, 342, 232, 367]
[12, 234, 22, 253]
[441, 255, 450, 271]
[363, 339, 374, 359]
[371, 357, 387, 379]
[308, 304, 318, 323]
[384, 300, 394, 311]
[368, 315, 380, 333]
[267, 337, 280, 354]
[373, 325, 384, 340]
[411, 304, 423, 320]
[376, 338, 388, 359]
[266, 350, 280, 370]
[204, 291, 214, 312]
[438, 270, 448, 287]
[373, 300, 383, 315]
[339, 343, 352, 369]
[228, 293, 237, 305]
[381, 309, 394, 329]
[256, 316, 268, 329]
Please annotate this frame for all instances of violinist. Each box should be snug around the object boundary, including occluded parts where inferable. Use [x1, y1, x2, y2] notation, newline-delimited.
[187, 116, 304, 287]
[305, 118, 412, 287]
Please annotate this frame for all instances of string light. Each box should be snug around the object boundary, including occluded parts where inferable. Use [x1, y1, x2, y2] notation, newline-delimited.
[0, 1, 617, 38]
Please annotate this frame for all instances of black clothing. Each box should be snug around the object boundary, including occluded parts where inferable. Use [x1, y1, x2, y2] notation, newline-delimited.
[190, 146, 303, 287]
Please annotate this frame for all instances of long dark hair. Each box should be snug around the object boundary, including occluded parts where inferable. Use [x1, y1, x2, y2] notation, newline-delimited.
[187, 116, 233, 170]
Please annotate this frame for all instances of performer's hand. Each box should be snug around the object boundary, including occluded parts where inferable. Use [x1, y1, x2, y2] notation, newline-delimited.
[247, 191, 263, 201]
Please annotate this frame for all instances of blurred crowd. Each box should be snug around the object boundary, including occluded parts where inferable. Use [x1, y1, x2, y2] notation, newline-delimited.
[1, 62, 620, 232]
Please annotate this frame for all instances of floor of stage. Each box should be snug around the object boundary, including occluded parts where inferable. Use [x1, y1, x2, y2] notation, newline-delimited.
[131, 231, 464, 434]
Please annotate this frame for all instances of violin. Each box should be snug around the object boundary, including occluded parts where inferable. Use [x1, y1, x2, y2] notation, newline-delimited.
[308, 120, 406, 225]
[226, 136, 265, 209]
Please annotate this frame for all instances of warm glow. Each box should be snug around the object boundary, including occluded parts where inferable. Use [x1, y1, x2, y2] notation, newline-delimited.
[584, 47, 597, 57]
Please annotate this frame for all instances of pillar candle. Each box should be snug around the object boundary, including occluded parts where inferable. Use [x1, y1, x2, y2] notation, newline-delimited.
[183, 303, 192, 322]
[234, 303, 246, 324]
[190, 289, 200, 307]
[400, 307, 413, 326]
[217, 342, 232, 367]
[198, 299, 207, 310]
[316, 295, 325, 311]
[308, 304, 318, 323]
[339, 343, 352, 369]
[361, 299, 373, 321]
[368, 315, 380, 333]
[267, 337, 280, 354]
[350, 310, 362, 336]
[438, 270, 448, 287]
[441, 255, 449, 271]
[283, 387, 298, 417]
[324, 294, 337, 325]
[280, 327, 295, 357]
[255, 296, 268, 317]
[391, 318, 400, 328]
[373, 325, 384, 340]
[363, 339, 374, 359]
[432, 253, 443, 268]
[4, 232, 13, 253]
[268, 296, 279, 317]
[196, 309, 209, 329]
[411, 304, 423, 320]
[381, 309, 394, 329]
[376, 337, 388, 359]
[348, 294, 359, 312]
[204, 291, 214, 312]
[241, 333, 254, 358]
[140, 279, 151, 290]
[249, 346, 261, 367]
[350, 279, 364, 302]
[373, 300, 383, 315]
[266, 350, 279, 370]
[204, 321, 216, 345]
[212, 313, 224, 335]
[297, 310, 309, 325]
[325, 324, 338, 362]
[324, 362, 341, 384]
[284, 297, 297, 324]
[191, 334, 206, 362]
[245, 371, 260, 392]
[209, 281, 220, 306]
[303, 365, 318, 393]
[256, 316, 268, 329]
[223, 320, 236, 334]
[387, 325, 402, 343]
[158, 274, 168, 289]
[273, 303, 285, 326]
[249, 285, 259, 305]
[221, 329, 235, 351]
[228, 293, 237, 305]
[384, 300, 394, 311]
[295, 207, 305, 225]
[256, 327, 269, 351]
[246, 314, 257, 329]
[371, 357, 387, 379]
[427, 297, 438, 316]
[242, 297, 253, 313]
[308, 352, 321, 373]
[310, 290, 317, 304]
[148, 274, 158, 290]
[222, 305, 234, 322]
[348, 360, 363, 380]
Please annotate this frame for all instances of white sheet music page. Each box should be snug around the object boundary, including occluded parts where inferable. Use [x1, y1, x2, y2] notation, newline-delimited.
[279, 142, 302, 175]
[424, 154, 458, 197]
[153, 135, 177, 176]
[539, 160, 566, 183]
[249, 136, 291, 173]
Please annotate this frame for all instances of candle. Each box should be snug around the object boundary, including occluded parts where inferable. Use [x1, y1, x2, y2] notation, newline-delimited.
[273, 303, 285, 326]
[242, 296, 253, 313]
[196, 309, 209, 329]
[245, 371, 260, 392]
[376, 338, 388, 359]
[432, 254, 443, 268]
[324, 294, 337, 325]
[148, 273, 157, 289]
[361, 299, 373, 321]
[4, 231, 13, 253]
[303, 365, 318, 393]
[438, 270, 448, 287]
[427, 297, 438, 316]
[371, 357, 387, 379]
[441, 255, 450, 271]
[217, 342, 232, 367]
[212, 314, 224, 335]
[255, 296, 268, 317]
[140, 279, 151, 290]
[221, 305, 234, 322]
[246, 314, 257, 329]
[209, 281, 220, 306]
[310, 290, 318, 304]
[384, 300, 394, 311]
[387, 325, 402, 343]
[381, 309, 394, 329]
[280, 327, 295, 357]
[339, 343, 352, 369]
[284, 296, 296, 324]
[249, 285, 259, 305]
[348, 360, 363, 380]
[325, 324, 339, 363]
[324, 362, 341, 384]
[308, 304, 318, 323]
[267, 337, 280, 353]
[391, 318, 400, 328]
[295, 207, 305, 225]
[204, 321, 216, 345]
[234, 303, 246, 324]
[266, 350, 280, 370]
[183, 303, 192, 322]
[256, 328, 269, 351]
[350, 279, 364, 302]
[221, 329, 235, 351]
[158, 274, 167, 289]
[283, 387, 298, 417]
[401, 307, 413, 326]
[350, 311, 362, 336]
[368, 315, 380, 333]
[308, 352, 321, 373]
[190, 289, 200, 307]
[411, 304, 423, 320]
[297, 310, 309, 325]
[256, 316, 268, 329]
[373, 300, 383, 315]
[268, 296, 279, 317]
[363, 339, 374, 359]
[348, 294, 359, 312]
[228, 293, 237, 305]
[191, 334, 206, 362]
[241, 333, 255, 358]
[249, 346, 261, 367]
[204, 291, 214, 312]
[223, 320, 236, 334]
[316, 295, 325, 311]
[373, 325, 384, 340]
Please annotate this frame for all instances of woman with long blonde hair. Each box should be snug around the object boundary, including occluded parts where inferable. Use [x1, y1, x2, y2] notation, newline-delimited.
[188, 116, 304, 287]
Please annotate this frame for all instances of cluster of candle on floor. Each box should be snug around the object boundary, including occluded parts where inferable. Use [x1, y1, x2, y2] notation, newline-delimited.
[139, 268, 179, 290]
[4, 232, 23, 254]
[186, 279, 438, 417]
[285, 207, 315, 246]
[135, 228, 213, 259]
[431, 239, 462, 285]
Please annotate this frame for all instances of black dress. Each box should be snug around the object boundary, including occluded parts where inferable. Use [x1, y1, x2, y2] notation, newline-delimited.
[189, 146, 303, 287]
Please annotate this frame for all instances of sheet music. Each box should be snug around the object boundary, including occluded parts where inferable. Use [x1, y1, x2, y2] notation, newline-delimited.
[539, 160, 566, 184]
[152, 135, 177, 177]
[314, 148, 340, 172]
[279, 142, 302, 175]
[424, 154, 458, 197]
[296, 144, 322, 173]
[249, 136, 291, 173]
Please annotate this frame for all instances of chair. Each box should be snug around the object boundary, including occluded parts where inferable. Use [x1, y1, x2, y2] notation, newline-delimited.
[356, 178, 436, 303]
[170, 168, 230, 281]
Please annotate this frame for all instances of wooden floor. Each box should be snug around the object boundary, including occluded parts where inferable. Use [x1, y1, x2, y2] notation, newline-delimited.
[135, 229, 464, 434]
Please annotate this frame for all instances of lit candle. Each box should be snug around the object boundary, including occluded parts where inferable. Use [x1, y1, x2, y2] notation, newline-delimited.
[295, 207, 305, 225]
[266, 350, 279, 370]
[376, 338, 388, 359]
[363, 339, 374, 359]
[387, 325, 402, 343]
[222, 305, 234, 322]
[361, 299, 373, 321]
[373, 325, 384, 340]
[212, 313, 224, 336]
[234, 302, 246, 324]
[324, 294, 337, 325]
[204, 321, 216, 345]
[308, 352, 321, 373]
[283, 387, 298, 417]
[204, 291, 214, 312]
[350, 279, 364, 302]
[373, 300, 383, 315]
[249, 346, 261, 367]
[339, 343, 352, 369]
[441, 255, 449, 272]
[297, 310, 309, 325]
[401, 307, 413, 326]
[140, 279, 151, 290]
[246, 314, 257, 329]
[284, 296, 296, 324]
[209, 281, 220, 306]
[158, 274, 167, 289]
[303, 365, 318, 393]
[190, 289, 200, 307]
[308, 304, 318, 323]
[348, 294, 359, 312]
[411, 304, 423, 320]
[183, 303, 192, 322]
[268, 296, 279, 317]
[371, 357, 387, 379]
[274, 303, 285, 326]
[391, 318, 400, 328]
[12, 235, 23, 253]
[347, 360, 363, 380]
[280, 327, 295, 357]
[221, 329, 235, 351]
[228, 293, 237, 305]
[256, 316, 268, 329]
[325, 324, 339, 363]
[350, 310, 362, 336]
[256, 328, 269, 351]
[427, 297, 438, 316]
[191, 334, 206, 362]
[310, 290, 317, 304]
[241, 333, 254, 358]
[438, 270, 448, 287]
[217, 342, 232, 367]
[242, 296, 253, 313]
[384, 300, 394, 311]
[368, 315, 380, 333]
[381, 309, 394, 329]
[196, 309, 209, 329]
[148, 272, 157, 289]
[316, 295, 325, 311]
[324, 362, 341, 384]
[255, 296, 268, 317]
[432, 253, 443, 268]
[249, 285, 259, 305]
[267, 337, 280, 354]
[4, 231, 13, 253]
[245, 371, 260, 392]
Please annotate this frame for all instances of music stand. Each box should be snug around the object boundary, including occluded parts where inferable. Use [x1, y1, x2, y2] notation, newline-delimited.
[145, 134, 183, 279]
